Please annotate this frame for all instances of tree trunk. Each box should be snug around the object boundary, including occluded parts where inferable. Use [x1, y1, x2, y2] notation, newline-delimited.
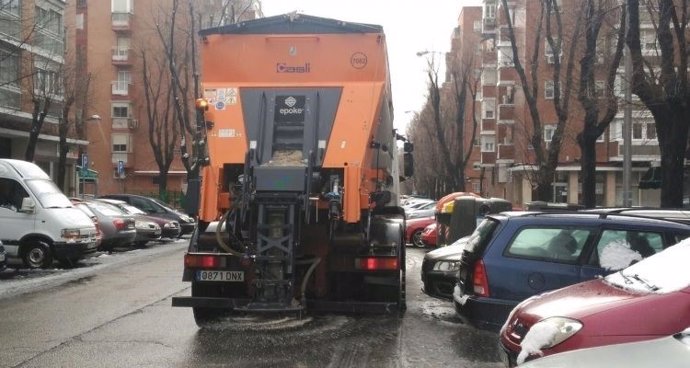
[577, 129, 598, 208]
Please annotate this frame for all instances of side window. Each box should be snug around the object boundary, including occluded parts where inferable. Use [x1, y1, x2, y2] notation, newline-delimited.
[506, 228, 590, 263]
[591, 230, 663, 271]
[0, 178, 30, 211]
[132, 198, 154, 213]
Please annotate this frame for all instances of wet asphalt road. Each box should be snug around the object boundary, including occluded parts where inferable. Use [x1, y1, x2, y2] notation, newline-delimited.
[0, 242, 503, 368]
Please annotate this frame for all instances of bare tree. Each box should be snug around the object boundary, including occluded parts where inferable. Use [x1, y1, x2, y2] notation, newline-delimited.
[500, 0, 584, 201]
[625, 0, 690, 207]
[576, 0, 626, 208]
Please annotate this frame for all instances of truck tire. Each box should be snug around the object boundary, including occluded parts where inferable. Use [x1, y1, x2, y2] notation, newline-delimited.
[191, 282, 227, 327]
[22, 241, 53, 269]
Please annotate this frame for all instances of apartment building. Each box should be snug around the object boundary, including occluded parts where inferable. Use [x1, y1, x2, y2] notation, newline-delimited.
[454, 0, 663, 206]
[76, 0, 262, 198]
[0, 0, 84, 192]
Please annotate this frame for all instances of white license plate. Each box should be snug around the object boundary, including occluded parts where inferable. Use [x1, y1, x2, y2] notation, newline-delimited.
[196, 270, 244, 282]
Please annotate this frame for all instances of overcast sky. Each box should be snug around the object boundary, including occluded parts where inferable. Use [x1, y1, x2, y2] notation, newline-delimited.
[260, 0, 483, 133]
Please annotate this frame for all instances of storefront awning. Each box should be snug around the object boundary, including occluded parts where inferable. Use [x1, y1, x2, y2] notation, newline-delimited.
[639, 166, 661, 189]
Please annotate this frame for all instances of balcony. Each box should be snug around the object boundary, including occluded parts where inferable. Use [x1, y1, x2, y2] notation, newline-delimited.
[112, 12, 132, 31]
[111, 81, 130, 96]
[111, 47, 132, 64]
[483, 17, 497, 34]
[112, 117, 138, 130]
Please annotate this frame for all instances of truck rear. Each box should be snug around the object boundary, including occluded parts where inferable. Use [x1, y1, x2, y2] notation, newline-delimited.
[171, 13, 413, 325]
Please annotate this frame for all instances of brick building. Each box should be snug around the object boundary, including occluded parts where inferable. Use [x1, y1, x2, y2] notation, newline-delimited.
[448, 0, 663, 207]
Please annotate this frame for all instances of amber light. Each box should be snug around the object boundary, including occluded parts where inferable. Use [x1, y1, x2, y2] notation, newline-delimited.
[355, 257, 398, 271]
[195, 98, 209, 111]
[185, 254, 220, 268]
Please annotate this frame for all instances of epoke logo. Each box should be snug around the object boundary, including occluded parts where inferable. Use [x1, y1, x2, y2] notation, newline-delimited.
[285, 96, 297, 108]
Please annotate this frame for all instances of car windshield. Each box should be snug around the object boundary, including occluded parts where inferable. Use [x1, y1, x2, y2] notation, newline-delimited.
[25, 179, 72, 208]
[605, 237, 690, 293]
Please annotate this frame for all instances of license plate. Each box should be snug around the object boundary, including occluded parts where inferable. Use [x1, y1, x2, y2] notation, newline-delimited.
[196, 270, 244, 282]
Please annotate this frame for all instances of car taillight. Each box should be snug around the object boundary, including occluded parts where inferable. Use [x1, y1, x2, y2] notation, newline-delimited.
[472, 260, 490, 297]
[113, 218, 127, 231]
[355, 257, 399, 271]
[185, 254, 221, 268]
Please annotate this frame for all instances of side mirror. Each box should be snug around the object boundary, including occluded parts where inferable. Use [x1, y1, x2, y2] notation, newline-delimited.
[404, 142, 414, 153]
[19, 197, 35, 213]
[404, 153, 414, 177]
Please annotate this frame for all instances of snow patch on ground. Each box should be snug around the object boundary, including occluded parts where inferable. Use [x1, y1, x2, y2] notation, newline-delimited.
[421, 300, 457, 321]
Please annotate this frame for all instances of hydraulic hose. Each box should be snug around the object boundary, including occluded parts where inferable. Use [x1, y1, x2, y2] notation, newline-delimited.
[296, 257, 321, 306]
[215, 209, 244, 257]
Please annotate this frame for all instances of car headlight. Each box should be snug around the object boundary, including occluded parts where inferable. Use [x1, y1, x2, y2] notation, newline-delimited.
[517, 317, 583, 364]
[61, 229, 81, 241]
[432, 260, 460, 272]
[163, 222, 175, 228]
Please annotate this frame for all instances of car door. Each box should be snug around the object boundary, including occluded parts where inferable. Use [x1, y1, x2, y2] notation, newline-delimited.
[0, 178, 35, 257]
[485, 225, 594, 302]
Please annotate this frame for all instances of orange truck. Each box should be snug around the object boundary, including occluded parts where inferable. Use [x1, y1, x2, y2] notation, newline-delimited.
[172, 14, 414, 325]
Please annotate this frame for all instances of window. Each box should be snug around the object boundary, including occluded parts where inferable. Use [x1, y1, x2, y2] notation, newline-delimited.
[35, 6, 62, 36]
[112, 0, 133, 13]
[632, 120, 657, 141]
[498, 47, 514, 67]
[112, 134, 130, 153]
[112, 103, 130, 118]
[590, 230, 663, 270]
[506, 228, 592, 263]
[545, 39, 562, 64]
[482, 69, 497, 86]
[34, 67, 62, 95]
[0, 49, 18, 86]
[482, 98, 495, 119]
[1, 0, 20, 15]
[474, 20, 482, 32]
[484, 3, 496, 19]
[545, 80, 555, 99]
[0, 178, 29, 211]
[481, 136, 495, 152]
[543, 125, 556, 142]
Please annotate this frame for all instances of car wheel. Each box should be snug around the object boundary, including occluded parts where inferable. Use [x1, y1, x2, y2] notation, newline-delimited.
[412, 230, 426, 248]
[22, 241, 52, 269]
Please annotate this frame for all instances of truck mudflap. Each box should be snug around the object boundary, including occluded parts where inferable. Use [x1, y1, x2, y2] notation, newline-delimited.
[171, 296, 402, 315]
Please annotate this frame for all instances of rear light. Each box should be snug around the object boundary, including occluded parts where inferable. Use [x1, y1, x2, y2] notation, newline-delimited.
[185, 254, 221, 268]
[355, 257, 399, 271]
[113, 218, 126, 231]
[472, 260, 490, 297]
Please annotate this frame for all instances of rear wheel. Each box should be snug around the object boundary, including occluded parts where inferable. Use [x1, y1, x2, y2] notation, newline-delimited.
[412, 229, 425, 248]
[22, 241, 52, 269]
[191, 283, 229, 327]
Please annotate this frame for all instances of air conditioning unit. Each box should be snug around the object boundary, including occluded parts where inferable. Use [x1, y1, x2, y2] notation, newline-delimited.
[128, 119, 139, 129]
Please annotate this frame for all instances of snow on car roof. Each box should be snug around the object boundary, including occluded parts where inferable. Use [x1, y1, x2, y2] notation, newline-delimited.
[605, 237, 690, 294]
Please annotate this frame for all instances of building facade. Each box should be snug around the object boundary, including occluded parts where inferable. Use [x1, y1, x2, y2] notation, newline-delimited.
[450, 0, 663, 207]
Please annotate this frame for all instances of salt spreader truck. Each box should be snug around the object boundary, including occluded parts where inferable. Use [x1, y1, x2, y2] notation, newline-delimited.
[171, 13, 414, 325]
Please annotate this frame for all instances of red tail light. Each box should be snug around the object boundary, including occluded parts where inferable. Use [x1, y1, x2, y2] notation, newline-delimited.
[355, 257, 399, 271]
[185, 254, 221, 268]
[113, 218, 126, 231]
[472, 260, 490, 297]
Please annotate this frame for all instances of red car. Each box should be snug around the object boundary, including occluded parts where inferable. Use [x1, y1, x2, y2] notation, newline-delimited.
[499, 238, 690, 367]
[405, 216, 435, 248]
[421, 222, 437, 247]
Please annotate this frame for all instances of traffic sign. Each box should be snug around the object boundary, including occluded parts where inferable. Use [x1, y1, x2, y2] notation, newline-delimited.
[117, 160, 125, 176]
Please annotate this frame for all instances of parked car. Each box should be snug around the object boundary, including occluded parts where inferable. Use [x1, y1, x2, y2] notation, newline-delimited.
[0, 240, 6, 272]
[99, 194, 195, 236]
[421, 235, 470, 300]
[516, 327, 690, 368]
[98, 198, 181, 242]
[451, 211, 690, 332]
[405, 201, 437, 219]
[73, 199, 137, 251]
[71, 201, 104, 251]
[500, 238, 690, 366]
[405, 216, 435, 247]
[421, 222, 438, 247]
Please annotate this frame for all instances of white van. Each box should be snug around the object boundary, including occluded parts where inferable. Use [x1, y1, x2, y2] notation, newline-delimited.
[0, 159, 98, 268]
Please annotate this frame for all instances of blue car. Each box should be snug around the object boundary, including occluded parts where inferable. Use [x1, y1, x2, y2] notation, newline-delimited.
[452, 211, 690, 331]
